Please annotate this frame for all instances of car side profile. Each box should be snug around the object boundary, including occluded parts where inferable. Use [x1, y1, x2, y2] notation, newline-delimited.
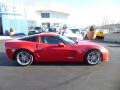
[5, 33, 109, 66]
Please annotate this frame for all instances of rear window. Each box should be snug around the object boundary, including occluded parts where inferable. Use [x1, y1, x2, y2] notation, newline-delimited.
[19, 36, 36, 42]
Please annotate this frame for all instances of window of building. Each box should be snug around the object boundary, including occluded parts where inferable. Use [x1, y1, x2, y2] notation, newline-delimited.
[41, 13, 50, 18]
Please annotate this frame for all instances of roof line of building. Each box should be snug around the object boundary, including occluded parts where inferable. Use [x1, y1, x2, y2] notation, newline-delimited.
[36, 9, 69, 16]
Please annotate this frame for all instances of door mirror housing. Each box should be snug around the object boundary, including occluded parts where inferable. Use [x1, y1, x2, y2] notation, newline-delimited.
[58, 42, 65, 47]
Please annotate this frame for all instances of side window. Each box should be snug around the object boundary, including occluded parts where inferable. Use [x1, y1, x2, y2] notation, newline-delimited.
[19, 36, 36, 42]
[40, 36, 63, 44]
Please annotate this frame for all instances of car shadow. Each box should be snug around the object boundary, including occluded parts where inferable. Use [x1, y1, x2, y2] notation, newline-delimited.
[31, 62, 86, 66]
[0, 52, 19, 66]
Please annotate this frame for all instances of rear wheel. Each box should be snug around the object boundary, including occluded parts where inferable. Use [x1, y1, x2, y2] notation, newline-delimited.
[85, 50, 102, 65]
[15, 50, 33, 66]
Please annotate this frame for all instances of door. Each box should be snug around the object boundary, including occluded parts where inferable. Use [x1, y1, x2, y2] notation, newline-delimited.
[36, 35, 76, 62]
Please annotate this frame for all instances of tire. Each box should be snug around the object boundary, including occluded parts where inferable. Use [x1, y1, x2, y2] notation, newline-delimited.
[15, 50, 33, 66]
[85, 50, 102, 65]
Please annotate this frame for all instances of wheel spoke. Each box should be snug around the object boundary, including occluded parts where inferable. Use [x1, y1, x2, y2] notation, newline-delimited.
[20, 52, 25, 57]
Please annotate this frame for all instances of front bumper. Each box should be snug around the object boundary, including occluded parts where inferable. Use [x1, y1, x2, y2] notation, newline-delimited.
[100, 47, 109, 61]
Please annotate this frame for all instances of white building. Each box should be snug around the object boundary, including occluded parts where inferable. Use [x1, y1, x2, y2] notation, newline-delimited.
[26, 8, 69, 31]
[36, 10, 69, 29]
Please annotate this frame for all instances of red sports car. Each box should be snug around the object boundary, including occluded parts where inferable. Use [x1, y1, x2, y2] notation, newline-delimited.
[5, 33, 109, 66]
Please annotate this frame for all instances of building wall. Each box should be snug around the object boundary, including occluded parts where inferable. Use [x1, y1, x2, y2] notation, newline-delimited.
[50, 11, 68, 19]
[2, 14, 28, 35]
[0, 3, 28, 35]
[36, 10, 69, 29]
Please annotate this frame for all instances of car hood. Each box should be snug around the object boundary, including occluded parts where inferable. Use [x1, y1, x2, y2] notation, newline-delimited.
[75, 40, 103, 49]
[77, 40, 97, 45]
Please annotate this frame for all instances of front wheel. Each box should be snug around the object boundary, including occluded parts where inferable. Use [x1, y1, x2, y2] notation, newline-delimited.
[85, 50, 102, 65]
[15, 50, 33, 66]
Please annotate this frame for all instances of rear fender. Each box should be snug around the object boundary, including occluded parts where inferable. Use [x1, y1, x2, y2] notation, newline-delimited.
[13, 44, 37, 61]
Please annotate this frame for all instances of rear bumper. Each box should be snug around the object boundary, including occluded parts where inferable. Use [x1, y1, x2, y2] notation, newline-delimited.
[5, 48, 14, 60]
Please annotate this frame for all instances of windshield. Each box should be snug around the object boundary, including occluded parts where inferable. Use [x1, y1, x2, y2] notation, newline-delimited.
[58, 35, 77, 45]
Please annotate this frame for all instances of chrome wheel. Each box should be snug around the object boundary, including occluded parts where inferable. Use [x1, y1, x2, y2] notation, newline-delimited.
[86, 50, 102, 65]
[16, 50, 33, 66]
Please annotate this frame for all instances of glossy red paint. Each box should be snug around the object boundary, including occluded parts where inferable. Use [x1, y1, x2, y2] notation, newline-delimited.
[5, 33, 109, 63]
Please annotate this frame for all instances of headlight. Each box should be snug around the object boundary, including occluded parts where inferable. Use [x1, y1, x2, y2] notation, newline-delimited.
[100, 47, 108, 53]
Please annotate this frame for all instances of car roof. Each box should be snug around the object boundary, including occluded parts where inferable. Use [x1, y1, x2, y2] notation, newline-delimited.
[18, 32, 58, 40]
[35, 32, 58, 37]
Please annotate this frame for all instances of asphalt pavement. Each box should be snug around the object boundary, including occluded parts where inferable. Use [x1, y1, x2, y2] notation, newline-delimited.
[0, 40, 120, 90]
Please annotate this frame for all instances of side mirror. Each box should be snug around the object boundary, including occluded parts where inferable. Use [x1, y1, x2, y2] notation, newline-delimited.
[75, 40, 78, 44]
[58, 42, 65, 47]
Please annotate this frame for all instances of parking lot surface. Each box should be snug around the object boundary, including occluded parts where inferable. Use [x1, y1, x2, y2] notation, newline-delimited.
[0, 40, 120, 90]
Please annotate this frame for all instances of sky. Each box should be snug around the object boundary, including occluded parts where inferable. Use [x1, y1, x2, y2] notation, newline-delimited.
[1, 0, 120, 27]
[54, 0, 120, 27]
